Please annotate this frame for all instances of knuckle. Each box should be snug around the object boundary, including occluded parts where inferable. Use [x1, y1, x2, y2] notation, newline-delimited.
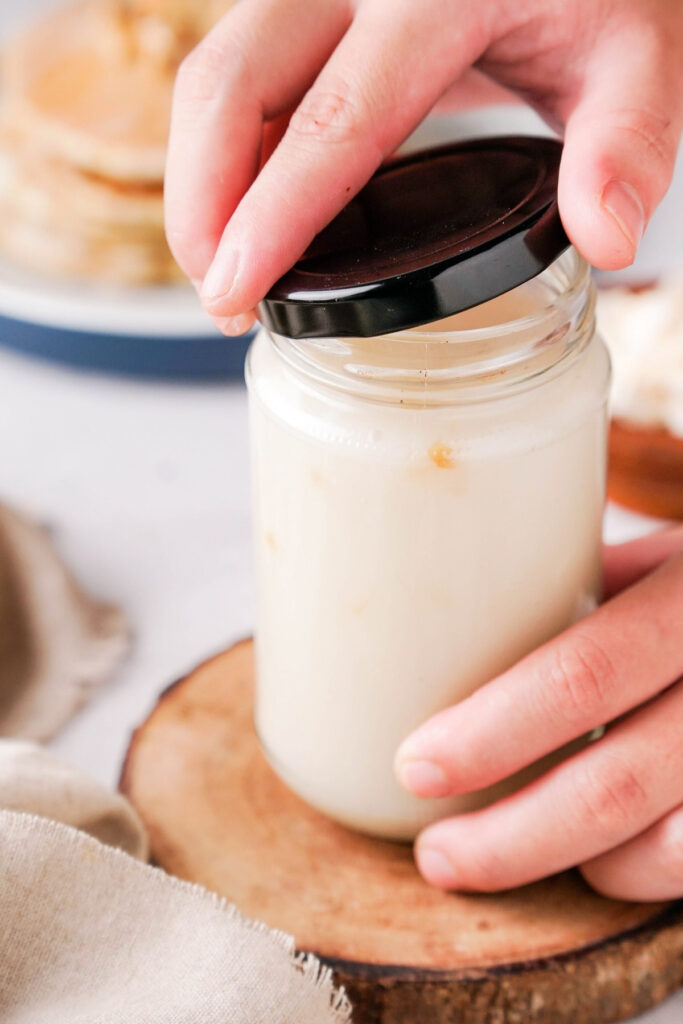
[572, 756, 648, 840]
[288, 84, 365, 148]
[176, 44, 224, 104]
[617, 108, 676, 190]
[543, 634, 618, 728]
[175, 36, 250, 108]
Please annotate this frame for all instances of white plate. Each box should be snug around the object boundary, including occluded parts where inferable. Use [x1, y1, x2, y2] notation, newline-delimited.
[0, 103, 679, 340]
[0, 258, 217, 338]
[0, 5, 219, 340]
[0, 105, 548, 341]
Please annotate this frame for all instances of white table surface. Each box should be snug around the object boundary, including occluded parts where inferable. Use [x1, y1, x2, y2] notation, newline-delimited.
[0, 339, 680, 1023]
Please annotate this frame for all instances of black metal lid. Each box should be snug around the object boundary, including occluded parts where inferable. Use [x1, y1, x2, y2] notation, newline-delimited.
[257, 136, 569, 339]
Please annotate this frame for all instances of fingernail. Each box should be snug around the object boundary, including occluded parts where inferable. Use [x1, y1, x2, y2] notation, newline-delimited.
[396, 759, 451, 797]
[202, 248, 241, 306]
[214, 313, 255, 337]
[395, 727, 431, 764]
[602, 180, 645, 250]
[417, 845, 459, 888]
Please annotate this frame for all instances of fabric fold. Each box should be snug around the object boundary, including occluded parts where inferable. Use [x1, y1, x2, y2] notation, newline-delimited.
[0, 810, 351, 1024]
[0, 739, 148, 858]
[0, 503, 129, 741]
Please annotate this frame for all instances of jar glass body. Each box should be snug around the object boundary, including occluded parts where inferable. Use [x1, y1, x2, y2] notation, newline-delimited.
[246, 250, 611, 840]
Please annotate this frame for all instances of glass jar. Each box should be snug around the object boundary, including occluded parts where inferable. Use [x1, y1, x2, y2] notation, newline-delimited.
[247, 246, 610, 840]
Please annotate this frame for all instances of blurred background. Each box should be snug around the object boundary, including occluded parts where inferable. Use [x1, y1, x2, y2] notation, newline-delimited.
[0, 0, 255, 778]
[0, 0, 680, 792]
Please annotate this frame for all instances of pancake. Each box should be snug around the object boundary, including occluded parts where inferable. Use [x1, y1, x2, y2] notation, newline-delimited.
[0, 120, 165, 241]
[597, 280, 683, 520]
[0, 110, 176, 282]
[0, 0, 235, 283]
[0, 199, 183, 285]
[0, 0, 213, 183]
[608, 418, 683, 520]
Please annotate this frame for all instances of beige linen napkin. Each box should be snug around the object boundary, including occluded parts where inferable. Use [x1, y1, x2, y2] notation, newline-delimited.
[0, 743, 351, 1023]
[0, 504, 128, 740]
[0, 810, 351, 1024]
[0, 738, 147, 857]
[0, 505, 350, 1021]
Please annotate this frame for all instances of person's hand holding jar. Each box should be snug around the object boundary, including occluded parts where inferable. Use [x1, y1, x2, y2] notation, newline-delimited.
[165, 0, 683, 900]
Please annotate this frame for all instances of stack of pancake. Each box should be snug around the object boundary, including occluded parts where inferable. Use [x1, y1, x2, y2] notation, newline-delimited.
[598, 278, 683, 519]
[0, 0, 229, 285]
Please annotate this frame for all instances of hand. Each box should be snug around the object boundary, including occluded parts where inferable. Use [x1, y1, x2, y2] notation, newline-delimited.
[394, 526, 683, 901]
[165, 0, 683, 335]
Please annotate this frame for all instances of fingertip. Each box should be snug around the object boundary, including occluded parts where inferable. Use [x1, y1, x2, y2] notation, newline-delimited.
[558, 156, 642, 271]
[579, 854, 640, 902]
[201, 246, 241, 310]
[395, 709, 482, 797]
[559, 77, 679, 271]
[601, 179, 645, 252]
[212, 311, 256, 337]
[415, 841, 460, 889]
[578, 860, 614, 899]
[395, 758, 452, 798]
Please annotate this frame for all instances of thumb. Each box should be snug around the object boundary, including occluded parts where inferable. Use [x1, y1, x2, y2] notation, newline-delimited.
[558, 21, 683, 271]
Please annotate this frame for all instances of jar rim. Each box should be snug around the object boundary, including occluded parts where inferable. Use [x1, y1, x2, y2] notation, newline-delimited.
[259, 249, 597, 406]
[380, 249, 591, 344]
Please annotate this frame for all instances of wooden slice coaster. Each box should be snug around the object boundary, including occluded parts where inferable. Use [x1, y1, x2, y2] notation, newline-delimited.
[121, 640, 683, 1024]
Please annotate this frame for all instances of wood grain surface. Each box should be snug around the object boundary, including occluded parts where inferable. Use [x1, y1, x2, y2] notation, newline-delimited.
[121, 639, 683, 1023]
